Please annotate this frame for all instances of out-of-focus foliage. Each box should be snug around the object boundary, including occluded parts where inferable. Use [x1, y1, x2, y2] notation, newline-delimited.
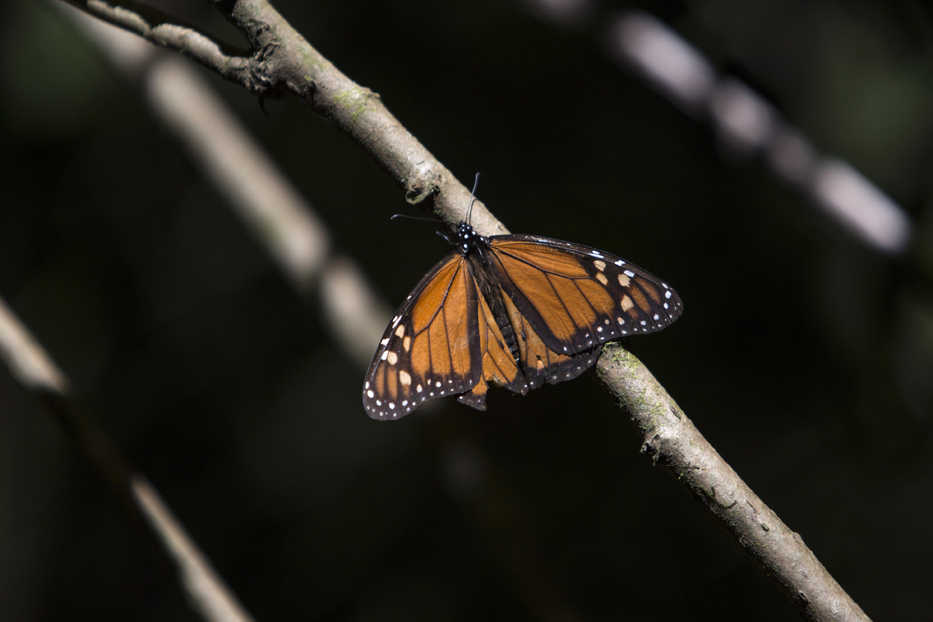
[1, 1, 931, 620]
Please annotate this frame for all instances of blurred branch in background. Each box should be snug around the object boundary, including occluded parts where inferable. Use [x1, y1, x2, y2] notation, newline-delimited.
[0, 298, 254, 622]
[57, 1, 872, 620]
[609, 11, 910, 256]
[530, 2, 911, 256]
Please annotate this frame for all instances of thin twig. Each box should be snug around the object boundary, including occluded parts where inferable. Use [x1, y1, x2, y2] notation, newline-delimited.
[59, 1, 872, 620]
[59, 0, 261, 90]
[0, 299, 254, 622]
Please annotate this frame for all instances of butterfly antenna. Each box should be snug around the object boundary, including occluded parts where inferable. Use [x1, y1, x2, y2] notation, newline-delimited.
[466, 172, 480, 224]
[390, 213, 442, 223]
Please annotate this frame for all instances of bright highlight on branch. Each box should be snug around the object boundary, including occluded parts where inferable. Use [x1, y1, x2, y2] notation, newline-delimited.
[606, 11, 912, 255]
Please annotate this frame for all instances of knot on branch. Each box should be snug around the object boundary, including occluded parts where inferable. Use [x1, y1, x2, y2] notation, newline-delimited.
[640, 434, 661, 464]
[404, 183, 437, 205]
[238, 36, 280, 94]
[404, 164, 442, 205]
[704, 486, 738, 509]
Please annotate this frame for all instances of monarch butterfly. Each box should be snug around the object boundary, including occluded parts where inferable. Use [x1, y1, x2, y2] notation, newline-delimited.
[363, 184, 682, 420]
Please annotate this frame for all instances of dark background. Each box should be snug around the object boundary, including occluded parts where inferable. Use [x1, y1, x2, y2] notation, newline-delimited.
[2, 1, 932, 620]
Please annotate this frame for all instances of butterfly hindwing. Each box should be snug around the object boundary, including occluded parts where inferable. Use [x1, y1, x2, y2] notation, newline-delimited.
[486, 235, 683, 355]
[363, 254, 482, 420]
[498, 286, 601, 389]
[456, 275, 531, 410]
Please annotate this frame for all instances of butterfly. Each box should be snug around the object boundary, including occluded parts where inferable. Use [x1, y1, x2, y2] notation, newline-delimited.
[363, 187, 682, 420]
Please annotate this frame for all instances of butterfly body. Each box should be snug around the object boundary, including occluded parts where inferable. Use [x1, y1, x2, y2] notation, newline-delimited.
[363, 221, 682, 420]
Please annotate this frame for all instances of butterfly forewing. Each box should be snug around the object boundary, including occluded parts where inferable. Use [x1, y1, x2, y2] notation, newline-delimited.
[363, 254, 481, 419]
[487, 235, 683, 355]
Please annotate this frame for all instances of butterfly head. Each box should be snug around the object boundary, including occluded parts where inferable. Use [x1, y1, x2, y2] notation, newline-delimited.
[453, 173, 487, 255]
[456, 221, 484, 255]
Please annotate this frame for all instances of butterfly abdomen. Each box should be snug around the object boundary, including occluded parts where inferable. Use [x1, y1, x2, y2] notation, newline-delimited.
[468, 249, 523, 365]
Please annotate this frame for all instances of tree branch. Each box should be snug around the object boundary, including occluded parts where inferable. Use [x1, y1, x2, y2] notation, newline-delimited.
[210, 0, 508, 233]
[60, 1, 871, 619]
[0, 298, 254, 622]
[60, 0, 507, 235]
[60, 0, 263, 90]
[597, 345, 869, 621]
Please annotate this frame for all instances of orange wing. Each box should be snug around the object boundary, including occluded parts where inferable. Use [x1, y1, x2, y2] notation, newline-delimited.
[363, 254, 481, 419]
[455, 276, 529, 411]
[487, 235, 683, 356]
[498, 286, 600, 389]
